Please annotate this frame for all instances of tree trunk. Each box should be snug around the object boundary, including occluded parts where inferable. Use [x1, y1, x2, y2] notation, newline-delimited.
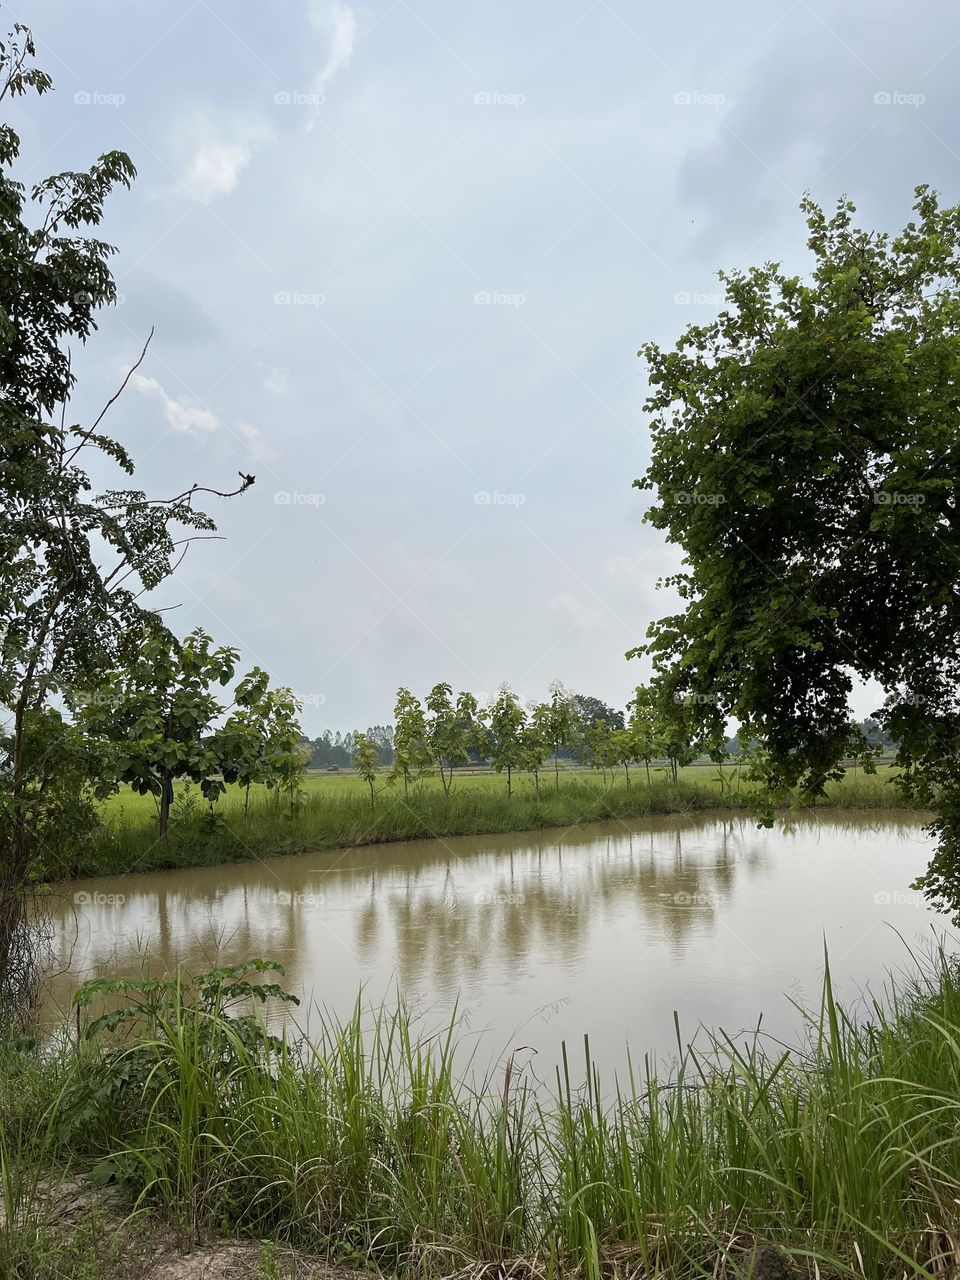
[645, 760, 651, 785]
[1, 706, 31, 993]
[159, 774, 174, 841]
[1, 586, 68, 1001]
[624, 761, 630, 786]
[554, 752, 560, 794]
[244, 781, 251, 819]
[507, 765, 512, 797]
[0, 864, 26, 1009]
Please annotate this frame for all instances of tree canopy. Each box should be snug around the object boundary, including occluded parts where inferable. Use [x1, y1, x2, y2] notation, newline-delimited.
[0, 24, 254, 996]
[633, 187, 960, 914]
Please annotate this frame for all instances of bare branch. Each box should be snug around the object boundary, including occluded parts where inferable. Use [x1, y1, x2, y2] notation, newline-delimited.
[63, 329, 154, 466]
[98, 473, 256, 512]
[108, 534, 226, 597]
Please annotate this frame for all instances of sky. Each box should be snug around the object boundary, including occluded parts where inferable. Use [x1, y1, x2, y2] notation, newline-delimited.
[11, 0, 960, 733]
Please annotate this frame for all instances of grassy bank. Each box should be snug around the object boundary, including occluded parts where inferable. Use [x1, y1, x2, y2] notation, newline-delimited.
[61, 767, 916, 882]
[3, 949, 960, 1278]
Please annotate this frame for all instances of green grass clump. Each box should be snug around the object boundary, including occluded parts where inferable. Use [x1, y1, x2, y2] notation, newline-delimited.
[59, 767, 914, 881]
[4, 948, 960, 1278]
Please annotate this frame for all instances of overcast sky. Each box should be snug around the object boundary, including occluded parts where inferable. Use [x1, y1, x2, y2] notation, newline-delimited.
[13, 0, 960, 732]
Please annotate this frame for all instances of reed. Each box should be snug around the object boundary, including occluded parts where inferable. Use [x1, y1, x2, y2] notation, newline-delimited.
[4, 947, 959, 1277]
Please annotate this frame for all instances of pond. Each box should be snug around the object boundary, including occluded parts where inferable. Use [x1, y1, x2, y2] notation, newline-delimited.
[42, 812, 947, 1071]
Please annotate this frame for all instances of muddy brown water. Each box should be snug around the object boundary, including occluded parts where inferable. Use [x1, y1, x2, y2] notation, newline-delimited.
[40, 812, 949, 1072]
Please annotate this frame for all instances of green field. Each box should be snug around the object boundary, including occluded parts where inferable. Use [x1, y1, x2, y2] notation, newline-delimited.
[100, 763, 612, 820]
[59, 763, 916, 885]
[99, 759, 898, 821]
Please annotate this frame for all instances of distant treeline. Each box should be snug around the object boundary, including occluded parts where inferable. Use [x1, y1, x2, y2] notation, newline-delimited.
[723, 718, 896, 758]
[307, 725, 395, 768]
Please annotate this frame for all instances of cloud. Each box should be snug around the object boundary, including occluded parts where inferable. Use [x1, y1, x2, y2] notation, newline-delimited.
[129, 373, 274, 462]
[235, 421, 278, 463]
[175, 115, 273, 204]
[169, 8, 357, 203]
[36, 0, 957, 730]
[309, 0, 357, 88]
[178, 139, 254, 204]
[130, 373, 219, 433]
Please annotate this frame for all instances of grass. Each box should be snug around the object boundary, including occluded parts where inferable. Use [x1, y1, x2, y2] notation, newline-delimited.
[5, 946, 960, 1278]
[98, 764, 587, 821]
[58, 765, 917, 883]
[97, 761, 903, 821]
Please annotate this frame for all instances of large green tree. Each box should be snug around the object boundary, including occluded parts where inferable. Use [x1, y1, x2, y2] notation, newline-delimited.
[74, 629, 299, 839]
[0, 24, 252, 989]
[633, 187, 960, 914]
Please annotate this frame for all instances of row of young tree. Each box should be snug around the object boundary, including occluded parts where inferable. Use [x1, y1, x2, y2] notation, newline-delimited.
[341, 681, 895, 802]
[305, 693, 626, 773]
[382, 682, 650, 797]
[347, 683, 890, 801]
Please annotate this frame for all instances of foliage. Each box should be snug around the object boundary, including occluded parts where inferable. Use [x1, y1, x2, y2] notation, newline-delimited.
[258, 689, 308, 817]
[625, 685, 661, 783]
[308, 725, 394, 769]
[0, 23, 253, 996]
[58, 962, 299, 1152]
[658, 695, 700, 784]
[634, 187, 960, 909]
[218, 670, 304, 817]
[585, 720, 618, 781]
[423, 684, 481, 796]
[534, 682, 578, 793]
[571, 693, 624, 732]
[519, 728, 548, 795]
[565, 693, 624, 763]
[352, 731, 380, 808]
[390, 688, 430, 794]
[73, 628, 301, 838]
[485, 685, 527, 795]
[0, 709, 116, 883]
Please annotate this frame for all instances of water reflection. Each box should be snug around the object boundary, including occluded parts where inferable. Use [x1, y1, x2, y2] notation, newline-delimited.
[40, 812, 944, 1066]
